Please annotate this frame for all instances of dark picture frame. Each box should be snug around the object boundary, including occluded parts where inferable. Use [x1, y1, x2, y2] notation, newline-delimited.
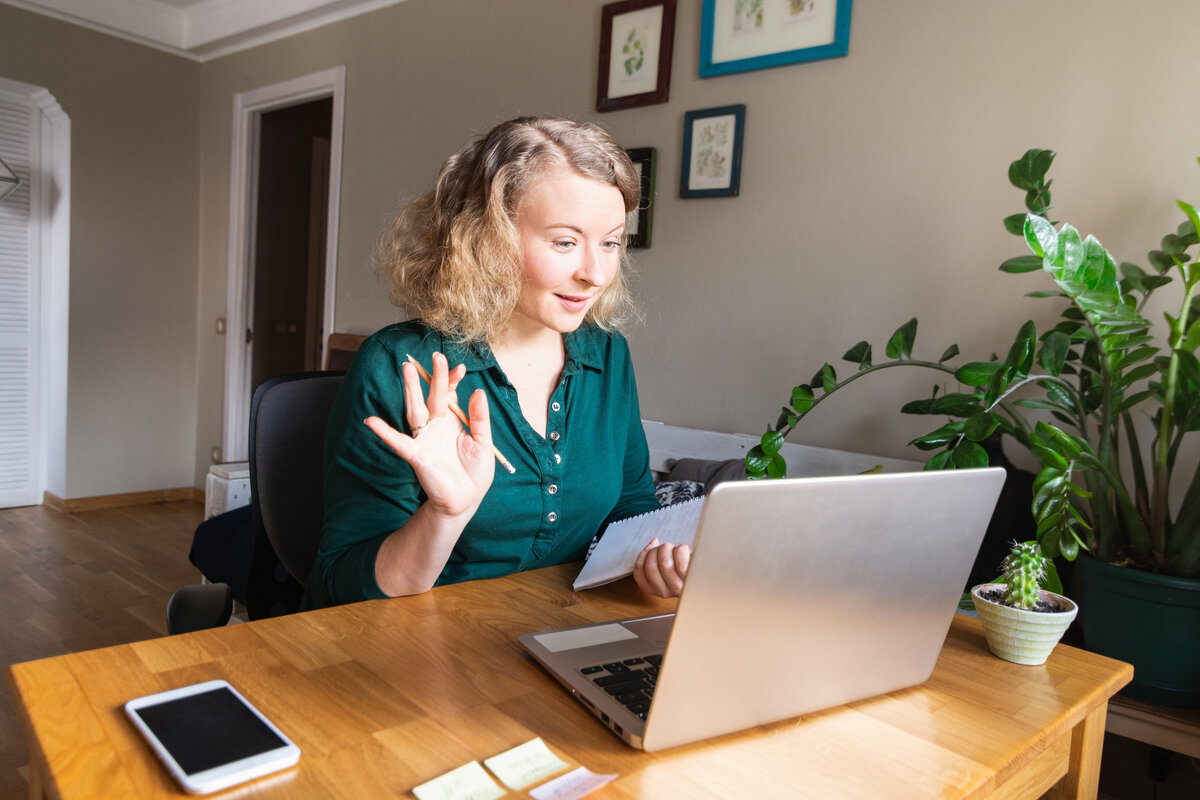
[699, 0, 852, 78]
[680, 105, 745, 198]
[625, 148, 656, 248]
[597, 0, 677, 112]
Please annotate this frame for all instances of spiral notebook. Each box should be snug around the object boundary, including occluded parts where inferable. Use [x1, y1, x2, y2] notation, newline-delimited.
[574, 497, 707, 590]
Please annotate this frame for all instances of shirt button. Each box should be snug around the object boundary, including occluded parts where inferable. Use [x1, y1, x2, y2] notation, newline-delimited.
[547, 484, 558, 495]
[548, 431, 560, 441]
[554, 454, 561, 464]
[547, 512, 558, 523]
[551, 401, 561, 412]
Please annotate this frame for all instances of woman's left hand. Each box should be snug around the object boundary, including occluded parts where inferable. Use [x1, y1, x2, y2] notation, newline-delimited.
[633, 537, 691, 598]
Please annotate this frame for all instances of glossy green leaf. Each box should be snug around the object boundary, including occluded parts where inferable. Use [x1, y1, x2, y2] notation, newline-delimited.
[939, 344, 960, 363]
[1003, 320, 1037, 381]
[1118, 363, 1159, 388]
[983, 360, 1006, 408]
[1149, 250, 1175, 273]
[900, 397, 936, 415]
[924, 451, 954, 471]
[766, 453, 787, 479]
[951, 441, 989, 469]
[1177, 350, 1200, 388]
[842, 341, 872, 368]
[745, 445, 771, 474]
[1035, 421, 1083, 458]
[954, 361, 1002, 387]
[885, 318, 918, 360]
[1038, 331, 1070, 376]
[1080, 235, 1118, 292]
[1003, 213, 1027, 235]
[964, 412, 1000, 442]
[1009, 157, 1035, 191]
[1115, 389, 1155, 414]
[1031, 442, 1070, 471]
[1177, 200, 1200, 247]
[791, 385, 814, 415]
[909, 421, 964, 450]
[1032, 149, 1056, 179]
[929, 392, 984, 416]
[760, 430, 785, 457]
[1025, 215, 1057, 260]
[821, 363, 837, 393]
[1184, 321, 1200, 352]
[1000, 255, 1043, 273]
[1058, 225, 1083, 273]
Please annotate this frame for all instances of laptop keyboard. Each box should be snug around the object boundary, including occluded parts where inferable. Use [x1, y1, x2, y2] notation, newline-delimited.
[580, 655, 663, 719]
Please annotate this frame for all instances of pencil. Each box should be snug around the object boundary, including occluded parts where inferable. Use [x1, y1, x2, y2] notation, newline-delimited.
[405, 354, 517, 474]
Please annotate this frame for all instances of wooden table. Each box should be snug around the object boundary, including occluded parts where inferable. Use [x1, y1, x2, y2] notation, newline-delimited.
[8, 564, 1132, 799]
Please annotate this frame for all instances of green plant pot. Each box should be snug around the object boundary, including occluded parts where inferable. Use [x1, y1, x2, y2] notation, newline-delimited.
[971, 584, 1078, 666]
[1075, 554, 1200, 708]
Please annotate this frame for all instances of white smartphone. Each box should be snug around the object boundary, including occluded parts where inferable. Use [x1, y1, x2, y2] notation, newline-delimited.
[124, 679, 300, 795]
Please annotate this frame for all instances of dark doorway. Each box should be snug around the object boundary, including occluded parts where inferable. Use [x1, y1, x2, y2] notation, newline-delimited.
[250, 98, 333, 391]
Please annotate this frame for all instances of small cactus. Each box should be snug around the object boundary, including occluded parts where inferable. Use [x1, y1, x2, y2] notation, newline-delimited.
[1002, 541, 1047, 610]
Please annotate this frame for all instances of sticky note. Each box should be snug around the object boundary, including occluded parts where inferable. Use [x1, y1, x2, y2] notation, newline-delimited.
[412, 761, 505, 800]
[528, 766, 617, 800]
[483, 737, 570, 790]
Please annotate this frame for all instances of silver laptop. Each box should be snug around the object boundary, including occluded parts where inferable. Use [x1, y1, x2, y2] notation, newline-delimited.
[519, 467, 1006, 751]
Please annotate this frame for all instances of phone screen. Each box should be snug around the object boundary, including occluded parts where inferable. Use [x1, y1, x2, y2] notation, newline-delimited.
[131, 686, 289, 776]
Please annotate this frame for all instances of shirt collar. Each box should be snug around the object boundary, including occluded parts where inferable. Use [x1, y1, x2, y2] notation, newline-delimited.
[438, 324, 608, 375]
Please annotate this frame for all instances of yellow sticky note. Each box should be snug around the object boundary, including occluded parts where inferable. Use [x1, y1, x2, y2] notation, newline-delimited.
[483, 737, 570, 790]
[412, 761, 505, 800]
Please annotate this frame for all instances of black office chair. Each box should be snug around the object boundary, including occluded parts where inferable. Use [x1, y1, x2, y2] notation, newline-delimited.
[167, 371, 344, 633]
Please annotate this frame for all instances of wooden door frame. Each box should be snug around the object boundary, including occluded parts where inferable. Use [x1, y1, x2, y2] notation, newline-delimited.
[222, 66, 345, 463]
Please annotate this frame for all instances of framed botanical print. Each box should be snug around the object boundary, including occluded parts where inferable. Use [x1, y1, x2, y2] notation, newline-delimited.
[597, 0, 677, 112]
[680, 105, 745, 198]
[699, 0, 852, 77]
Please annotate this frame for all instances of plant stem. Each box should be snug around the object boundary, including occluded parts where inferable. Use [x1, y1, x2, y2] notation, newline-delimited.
[778, 359, 959, 437]
[1150, 269, 1199, 554]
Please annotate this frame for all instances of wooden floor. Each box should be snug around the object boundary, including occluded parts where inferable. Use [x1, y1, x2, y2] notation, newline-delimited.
[0, 499, 203, 799]
[2, 499, 1199, 799]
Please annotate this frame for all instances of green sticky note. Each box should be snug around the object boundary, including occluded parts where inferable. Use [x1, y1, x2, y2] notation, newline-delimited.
[412, 761, 505, 800]
[483, 737, 570, 790]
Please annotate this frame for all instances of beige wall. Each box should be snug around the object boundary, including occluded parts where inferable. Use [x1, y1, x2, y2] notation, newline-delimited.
[4, 0, 1200, 497]
[0, 5, 201, 498]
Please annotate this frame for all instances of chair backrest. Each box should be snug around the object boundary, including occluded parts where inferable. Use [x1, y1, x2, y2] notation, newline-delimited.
[247, 371, 343, 618]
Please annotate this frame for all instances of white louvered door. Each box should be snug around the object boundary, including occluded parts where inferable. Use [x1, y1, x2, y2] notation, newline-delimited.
[0, 89, 39, 508]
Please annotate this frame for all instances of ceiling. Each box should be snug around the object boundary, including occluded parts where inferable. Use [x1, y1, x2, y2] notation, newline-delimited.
[2, 0, 409, 61]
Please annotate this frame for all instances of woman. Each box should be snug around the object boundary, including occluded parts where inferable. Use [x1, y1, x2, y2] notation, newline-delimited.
[303, 117, 689, 608]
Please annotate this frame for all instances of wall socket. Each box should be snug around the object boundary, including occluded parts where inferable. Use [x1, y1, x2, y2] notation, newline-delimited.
[211, 446, 222, 463]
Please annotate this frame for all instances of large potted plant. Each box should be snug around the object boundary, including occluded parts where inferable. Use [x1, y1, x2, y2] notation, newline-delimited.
[748, 150, 1200, 705]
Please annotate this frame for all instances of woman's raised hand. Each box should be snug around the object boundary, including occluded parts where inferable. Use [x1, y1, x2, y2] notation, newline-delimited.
[364, 352, 495, 520]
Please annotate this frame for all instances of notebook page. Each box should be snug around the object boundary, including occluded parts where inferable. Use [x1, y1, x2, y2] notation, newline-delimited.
[573, 497, 706, 590]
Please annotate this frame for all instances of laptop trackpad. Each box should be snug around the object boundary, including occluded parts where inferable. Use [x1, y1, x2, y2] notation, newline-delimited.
[620, 614, 674, 648]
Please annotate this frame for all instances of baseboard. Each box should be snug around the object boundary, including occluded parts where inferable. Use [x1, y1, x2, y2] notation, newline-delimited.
[43, 488, 204, 514]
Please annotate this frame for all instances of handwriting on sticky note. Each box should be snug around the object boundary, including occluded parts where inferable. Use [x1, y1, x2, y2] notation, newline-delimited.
[412, 761, 505, 800]
[483, 737, 569, 790]
[528, 766, 617, 800]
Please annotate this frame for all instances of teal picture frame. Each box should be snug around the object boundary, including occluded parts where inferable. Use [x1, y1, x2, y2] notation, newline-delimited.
[700, 0, 852, 78]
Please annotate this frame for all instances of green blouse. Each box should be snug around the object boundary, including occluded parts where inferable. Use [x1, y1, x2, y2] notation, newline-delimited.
[301, 320, 660, 609]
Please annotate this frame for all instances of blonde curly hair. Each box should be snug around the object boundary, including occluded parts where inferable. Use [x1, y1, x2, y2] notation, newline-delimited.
[376, 116, 642, 343]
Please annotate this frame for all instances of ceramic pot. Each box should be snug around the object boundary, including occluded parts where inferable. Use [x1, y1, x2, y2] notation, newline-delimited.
[1075, 554, 1200, 707]
[971, 583, 1078, 666]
